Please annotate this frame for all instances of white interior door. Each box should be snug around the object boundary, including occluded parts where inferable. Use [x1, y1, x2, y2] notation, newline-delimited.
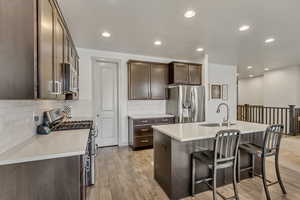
[93, 61, 118, 147]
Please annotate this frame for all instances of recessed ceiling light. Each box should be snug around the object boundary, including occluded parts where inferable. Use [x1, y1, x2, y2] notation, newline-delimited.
[102, 31, 111, 38]
[265, 38, 275, 43]
[184, 10, 196, 18]
[264, 67, 270, 71]
[196, 48, 204, 52]
[247, 66, 253, 69]
[239, 25, 250, 31]
[249, 75, 254, 78]
[154, 40, 162, 46]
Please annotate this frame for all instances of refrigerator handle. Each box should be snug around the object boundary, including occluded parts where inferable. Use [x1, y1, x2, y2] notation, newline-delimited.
[191, 88, 195, 122]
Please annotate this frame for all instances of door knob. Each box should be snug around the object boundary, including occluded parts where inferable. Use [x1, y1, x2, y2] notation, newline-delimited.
[96, 114, 100, 118]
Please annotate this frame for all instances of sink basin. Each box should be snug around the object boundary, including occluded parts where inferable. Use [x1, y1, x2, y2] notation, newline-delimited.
[199, 123, 236, 127]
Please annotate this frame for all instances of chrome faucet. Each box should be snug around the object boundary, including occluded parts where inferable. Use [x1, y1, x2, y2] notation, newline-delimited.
[216, 103, 230, 127]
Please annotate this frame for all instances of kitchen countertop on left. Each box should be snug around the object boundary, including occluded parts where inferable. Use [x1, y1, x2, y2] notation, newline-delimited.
[0, 129, 90, 166]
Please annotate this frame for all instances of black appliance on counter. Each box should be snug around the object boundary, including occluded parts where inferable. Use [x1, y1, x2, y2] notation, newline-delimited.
[40, 109, 97, 186]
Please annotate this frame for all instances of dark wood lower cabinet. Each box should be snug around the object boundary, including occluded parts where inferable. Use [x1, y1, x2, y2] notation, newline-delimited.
[128, 116, 174, 150]
[0, 156, 86, 200]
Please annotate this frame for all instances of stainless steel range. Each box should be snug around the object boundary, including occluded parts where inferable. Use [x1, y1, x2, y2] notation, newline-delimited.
[42, 109, 97, 186]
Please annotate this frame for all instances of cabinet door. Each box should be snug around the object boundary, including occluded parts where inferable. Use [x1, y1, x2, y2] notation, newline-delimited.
[173, 63, 189, 84]
[64, 33, 70, 63]
[38, 0, 57, 99]
[53, 12, 65, 98]
[128, 62, 151, 100]
[150, 64, 168, 99]
[189, 64, 202, 85]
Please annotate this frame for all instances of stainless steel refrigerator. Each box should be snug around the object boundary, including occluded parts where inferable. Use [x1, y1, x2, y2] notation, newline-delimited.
[166, 85, 205, 123]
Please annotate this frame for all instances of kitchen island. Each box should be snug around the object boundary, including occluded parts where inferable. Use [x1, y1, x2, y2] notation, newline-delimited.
[152, 121, 268, 200]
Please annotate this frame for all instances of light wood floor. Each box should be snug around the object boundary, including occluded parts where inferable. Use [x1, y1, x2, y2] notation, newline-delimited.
[87, 137, 300, 200]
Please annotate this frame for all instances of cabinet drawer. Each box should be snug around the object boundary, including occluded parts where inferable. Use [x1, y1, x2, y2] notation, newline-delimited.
[134, 136, 153, 147]
[134, 125, 153, 137]
[133, 119, 153, 125]
[155, 117, 174, 124]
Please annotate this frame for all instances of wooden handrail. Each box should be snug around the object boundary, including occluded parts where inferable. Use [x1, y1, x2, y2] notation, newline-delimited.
[237, 104, 299, 135]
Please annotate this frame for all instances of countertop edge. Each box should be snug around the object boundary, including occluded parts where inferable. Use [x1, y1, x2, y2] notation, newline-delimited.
[152, 121, 268, 142]
[0, 129, 90, 166]
[0, 151, 86, 166]
[128, 114, 174, 119]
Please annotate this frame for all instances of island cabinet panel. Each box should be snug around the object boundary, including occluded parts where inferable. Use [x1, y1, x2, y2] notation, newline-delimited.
[169, 62, 202, 85]
[0, 0, 79, 99]
[128, 60, 169, 100]
[128, 117, 174, 150]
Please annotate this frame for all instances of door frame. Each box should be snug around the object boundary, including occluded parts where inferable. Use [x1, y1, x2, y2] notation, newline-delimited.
[91, 57, 122, 146]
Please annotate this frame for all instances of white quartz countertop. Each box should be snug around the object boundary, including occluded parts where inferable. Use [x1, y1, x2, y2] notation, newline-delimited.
[0, 129, 90, 166]
[128, 114, 174, 119]
[152, 121, 269, 142]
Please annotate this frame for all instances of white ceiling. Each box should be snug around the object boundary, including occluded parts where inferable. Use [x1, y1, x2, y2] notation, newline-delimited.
[58, 0, 300, 78]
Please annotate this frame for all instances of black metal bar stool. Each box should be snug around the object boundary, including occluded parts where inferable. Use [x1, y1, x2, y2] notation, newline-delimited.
[192, 129, 241, 200]
[238, 124, 287, 200]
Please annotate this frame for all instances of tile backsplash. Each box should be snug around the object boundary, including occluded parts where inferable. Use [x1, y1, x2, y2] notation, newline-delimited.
[0, 100, 92, 154]
[127, 100, 166, 115]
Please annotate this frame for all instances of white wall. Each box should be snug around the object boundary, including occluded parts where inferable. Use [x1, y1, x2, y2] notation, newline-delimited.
[77, 48, 204, 145]
[238, 76, 264, 105]
[264, 66, 300, 107]
[238, 65, 300, 107]
[205, 63, 237, 123]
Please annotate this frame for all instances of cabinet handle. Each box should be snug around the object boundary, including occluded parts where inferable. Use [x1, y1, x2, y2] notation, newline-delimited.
[140, 120, 148, 123]
[140, 140, 149, 143]
[140, 128, 149, 132]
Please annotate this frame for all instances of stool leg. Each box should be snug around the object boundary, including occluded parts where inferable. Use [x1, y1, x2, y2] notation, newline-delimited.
[261, 156, 271, 200]
[251, 154, 255, 178]
[237, 150, 241, 183]
[233, 159, 240, 200]
[212, 168, 217, 200]
[275, 151, 287, 194]
[192, 156, 195, 196]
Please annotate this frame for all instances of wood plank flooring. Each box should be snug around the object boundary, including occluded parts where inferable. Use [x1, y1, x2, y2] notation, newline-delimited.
[87, 137, 300, 200]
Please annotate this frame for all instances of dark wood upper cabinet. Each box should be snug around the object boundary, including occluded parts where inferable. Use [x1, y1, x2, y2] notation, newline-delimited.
[128, 62, 151, 100]
[169, 63, 189, 84]
[189, 64, 202, 85]
[0, 0, 79, 100]
[38, 0, 56, 99]
[0, 0, 36, 99]
[128, 61, 168, 100]
[169, 62, 202, 85]
[150, 64, 168, 99]
[53, 12, 65, 99]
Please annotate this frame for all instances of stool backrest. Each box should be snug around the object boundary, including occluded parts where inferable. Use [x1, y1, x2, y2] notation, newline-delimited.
[214, 129, 241, 164]
[263, 124, 284, 154]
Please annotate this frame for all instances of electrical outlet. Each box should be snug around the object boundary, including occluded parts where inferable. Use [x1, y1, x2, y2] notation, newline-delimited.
[34, 115, 40, 122]
[33, 113, 40, 125]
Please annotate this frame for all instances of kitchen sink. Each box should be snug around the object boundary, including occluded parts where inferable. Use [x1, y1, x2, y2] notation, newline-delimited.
[199, 123, 236, 127]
